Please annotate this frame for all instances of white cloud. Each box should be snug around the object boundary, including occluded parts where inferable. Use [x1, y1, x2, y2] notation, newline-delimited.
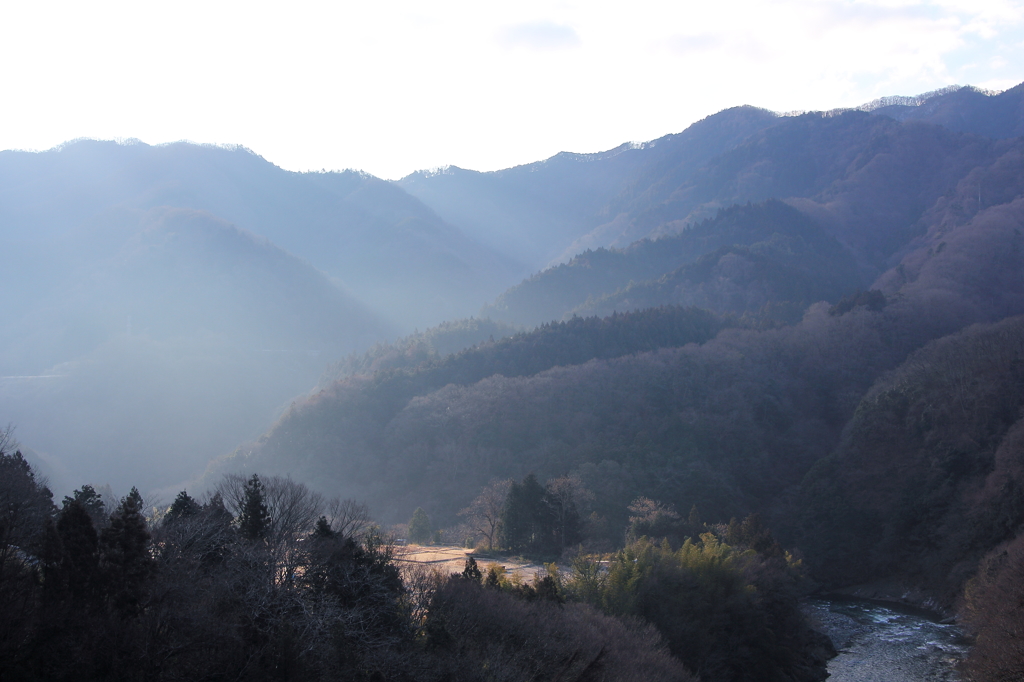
[496, 21, 581, 50]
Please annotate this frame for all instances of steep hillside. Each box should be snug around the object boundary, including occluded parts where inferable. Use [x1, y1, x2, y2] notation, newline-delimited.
[0, 209, 394, 495]
[483, 201, 861, 327]
[398, 106, 781, 268]
[575, 112, 999, 263]
[214, 306, 728, 514]
[226, 137, 1024, 607]
[798, 312, 1024, 603]
[570, 242, 855, 324]
[399, 85, 1022, 275]
[868, 82, 1024, 139]
[0, 140, 520, 329]
[481, 113, 1022, 330]
[226, 186, 1024, 529]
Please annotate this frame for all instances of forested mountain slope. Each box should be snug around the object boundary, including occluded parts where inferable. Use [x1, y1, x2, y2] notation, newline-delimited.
[481, 113, 1021, 328]
[799, 313, 1024, 603]
[868, 82, 1024, 139]
[227, 187, 1024, 532]
[398, 106, 781, 268]
[0, 140, 520, 328]
[483, 201, 862, 327]
[567, 112, 1001, 264]
[398, 85, 1020, 278]
[0, 209, 395, 493]
[0, 140, 518, 494]
[227, 91, 1024, 615]
[1, 208, 390, 374]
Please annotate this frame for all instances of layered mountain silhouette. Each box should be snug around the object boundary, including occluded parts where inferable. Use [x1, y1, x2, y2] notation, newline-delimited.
[398, 106, 782, 269]
[0, 208, 397, 493]
[0, 141, 521, 492]
[212, 82, 1024, 613]
[0, 139, 522, 331]
[8, 82, 1024, 614]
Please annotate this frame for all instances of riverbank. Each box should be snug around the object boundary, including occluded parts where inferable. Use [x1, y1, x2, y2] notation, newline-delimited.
[825, 578, 955, 620]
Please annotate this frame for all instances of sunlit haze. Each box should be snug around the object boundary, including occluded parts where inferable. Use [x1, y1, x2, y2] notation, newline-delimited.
[2, 0, 1023, 178]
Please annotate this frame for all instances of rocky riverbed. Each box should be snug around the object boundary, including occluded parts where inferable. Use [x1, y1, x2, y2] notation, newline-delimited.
[805, 597, 970, 681]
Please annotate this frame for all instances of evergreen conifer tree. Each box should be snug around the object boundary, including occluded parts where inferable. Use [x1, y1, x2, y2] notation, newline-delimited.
[312, 515, 335, 539]
[238, 474, 271, 541]
[204, 492, 234, 527]
[100, 487, 155, 615]
[42, 499, 100, 605]
[408, 507, 431, 544]
[63, 484, 107, 528]
[500, 474, 549, 554]
[165, 490, 200, 525]
[461, 557, 482, 582]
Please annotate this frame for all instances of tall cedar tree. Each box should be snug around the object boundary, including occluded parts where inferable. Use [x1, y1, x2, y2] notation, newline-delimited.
[42, 499, 101, 606]
[500, 474, 549, 554]
[164, 490, 201, 525]
[63, 485, 107, 529]
[237, 474, 270, 541]
[100, 487, 155, 615]
[408, 508, 432, 544]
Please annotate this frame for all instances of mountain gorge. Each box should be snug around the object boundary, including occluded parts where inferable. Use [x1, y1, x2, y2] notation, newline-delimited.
[215, 83, 1024, 625]
[6, 83, 1024, 629]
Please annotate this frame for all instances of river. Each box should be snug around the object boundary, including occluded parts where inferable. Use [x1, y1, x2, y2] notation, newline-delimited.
[805, 597, 970, 681]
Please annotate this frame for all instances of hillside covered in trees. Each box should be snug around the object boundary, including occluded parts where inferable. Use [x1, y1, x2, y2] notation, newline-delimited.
[8, 81, 1024, 679]
[214, 86, 1024, 682]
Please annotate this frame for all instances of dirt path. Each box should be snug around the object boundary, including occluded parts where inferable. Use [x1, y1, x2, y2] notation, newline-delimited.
[394, 544, 547, 581]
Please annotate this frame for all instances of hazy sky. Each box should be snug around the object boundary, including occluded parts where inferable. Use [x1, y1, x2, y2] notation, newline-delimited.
[2, 0, 1022, 179]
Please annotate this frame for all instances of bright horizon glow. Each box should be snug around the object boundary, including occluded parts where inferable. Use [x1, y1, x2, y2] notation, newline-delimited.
[1, 0, 1022, 180]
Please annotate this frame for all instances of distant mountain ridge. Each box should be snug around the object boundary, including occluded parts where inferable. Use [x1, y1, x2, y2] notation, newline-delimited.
[6, 78, 1024, 526]
[477, 95, 1023, 328]
[396, 84, 1024, 282]
[0, 207, 398, 494]
[0, 139, 522, 330]
[864, 82, 1024, 139]
[398, 106, 782, 269]
[481, 201, 861, 327]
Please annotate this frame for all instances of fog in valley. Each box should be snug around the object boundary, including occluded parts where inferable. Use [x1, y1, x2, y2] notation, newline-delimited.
[8, 81, 1024, 681]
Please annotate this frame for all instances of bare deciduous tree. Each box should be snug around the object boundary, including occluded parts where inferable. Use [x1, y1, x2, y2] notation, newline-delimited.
[216, 473, 326, 545]
[546, 476, 593, 555]
[325, 498, 372, 540]
[458, 478, 512, 551]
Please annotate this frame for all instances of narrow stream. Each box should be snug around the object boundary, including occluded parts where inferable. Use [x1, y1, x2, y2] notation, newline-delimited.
[805, 597, 970, 681]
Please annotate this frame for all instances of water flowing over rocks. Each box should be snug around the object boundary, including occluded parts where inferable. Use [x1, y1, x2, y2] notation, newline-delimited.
[806, 598, 969, 682]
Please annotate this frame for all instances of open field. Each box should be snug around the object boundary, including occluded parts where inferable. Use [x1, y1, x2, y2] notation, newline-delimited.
[394, 544, 547, 582]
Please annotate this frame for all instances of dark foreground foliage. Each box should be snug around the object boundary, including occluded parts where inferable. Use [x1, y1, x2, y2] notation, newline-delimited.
[0, 443, 841, 681]
[562, 531, 833, 682]
[422, 574, 693, 681]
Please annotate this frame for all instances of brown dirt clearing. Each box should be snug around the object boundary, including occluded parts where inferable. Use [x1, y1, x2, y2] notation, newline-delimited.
[394, 544, 547, 581]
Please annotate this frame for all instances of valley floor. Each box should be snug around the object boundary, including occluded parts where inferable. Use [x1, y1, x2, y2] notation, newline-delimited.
[394, 544, 547, 582]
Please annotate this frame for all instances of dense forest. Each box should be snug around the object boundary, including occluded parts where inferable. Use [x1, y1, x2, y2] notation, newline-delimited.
[6, 82, 1024, 679]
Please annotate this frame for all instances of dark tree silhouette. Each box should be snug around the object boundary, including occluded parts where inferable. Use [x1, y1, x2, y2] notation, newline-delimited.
[237, 474, 270, 541]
